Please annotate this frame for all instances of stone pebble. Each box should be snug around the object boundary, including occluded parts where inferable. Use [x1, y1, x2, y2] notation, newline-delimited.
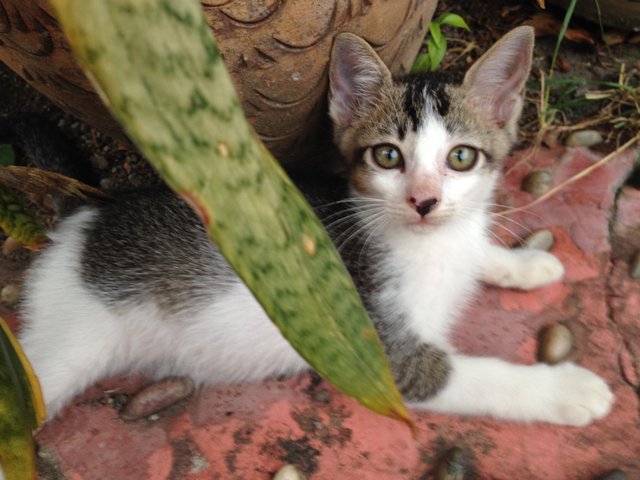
[594, 469, 628, 480]
[539, 323, 573, 364]
[273, 464, 306, 480]
[1, 283, 21, 305]
[435, 447, 465, 480]
[521, 170, 552, 195]
[630, 251, 640, 279]
[120, 376, 194, 421]
[523, 229, 554, 251]
[565, 130, 603, 148]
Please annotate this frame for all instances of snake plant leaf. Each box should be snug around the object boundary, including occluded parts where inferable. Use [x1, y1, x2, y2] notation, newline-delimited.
[0, 316, 46, 480]
[50, 0, 412, 428]
[0, 185, 48, 249]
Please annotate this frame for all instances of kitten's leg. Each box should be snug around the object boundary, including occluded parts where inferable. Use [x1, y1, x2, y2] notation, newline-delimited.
[410, 354, 613, 426]
[18, 295, 127, 420]
[481, 243, 564, 290]
[19, 318, 125, 420]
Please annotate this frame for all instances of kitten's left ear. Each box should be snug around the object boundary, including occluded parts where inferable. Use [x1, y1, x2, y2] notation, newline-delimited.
[463, 26, 534, 130]
[329, 33, 392, 129]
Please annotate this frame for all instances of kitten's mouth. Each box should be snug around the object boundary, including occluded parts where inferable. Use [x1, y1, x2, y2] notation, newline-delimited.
[405, 214, 447, 231]
[407, 217, 433, 230]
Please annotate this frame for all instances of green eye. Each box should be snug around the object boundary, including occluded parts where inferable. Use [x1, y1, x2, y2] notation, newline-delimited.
[372, 144, 403, 169]
[447, 146, 478, 171]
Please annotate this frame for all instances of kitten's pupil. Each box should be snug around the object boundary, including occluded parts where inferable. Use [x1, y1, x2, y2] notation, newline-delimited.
[372, 144, 403, 169]
[446, 146, 478, 172]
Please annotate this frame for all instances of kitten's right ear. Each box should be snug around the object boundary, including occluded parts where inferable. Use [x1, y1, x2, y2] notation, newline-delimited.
[329, 33, 391, 129]
[462, 26, 534, 131]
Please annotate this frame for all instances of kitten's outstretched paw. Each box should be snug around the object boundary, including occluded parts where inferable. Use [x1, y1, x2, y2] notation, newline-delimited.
[547, 363, 613, 426]
[496, 249, 564, 290]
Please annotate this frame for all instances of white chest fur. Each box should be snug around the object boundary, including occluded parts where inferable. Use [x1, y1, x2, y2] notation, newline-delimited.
[377, 212, 489, 347]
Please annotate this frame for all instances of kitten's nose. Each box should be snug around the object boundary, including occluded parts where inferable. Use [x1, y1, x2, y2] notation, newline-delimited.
[410, 197, 438, 217]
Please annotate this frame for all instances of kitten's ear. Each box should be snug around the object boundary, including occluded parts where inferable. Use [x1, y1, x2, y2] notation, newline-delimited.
[329, 33, 392, 128]
[463, 26, 534, 129]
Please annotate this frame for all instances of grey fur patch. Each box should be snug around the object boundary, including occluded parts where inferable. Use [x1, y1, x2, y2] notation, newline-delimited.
[80, 190, 236, 315]
[391, 344, 451, 401]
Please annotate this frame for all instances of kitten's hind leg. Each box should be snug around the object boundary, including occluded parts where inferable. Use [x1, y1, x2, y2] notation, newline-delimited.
[18, 302, 127, 420]
[481, 243, 564, 290]
[411, 354, 613, 426]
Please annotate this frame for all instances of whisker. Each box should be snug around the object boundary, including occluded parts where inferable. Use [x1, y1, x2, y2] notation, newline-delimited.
[335, 211, 387, 252]
[490, 213, 533, 235]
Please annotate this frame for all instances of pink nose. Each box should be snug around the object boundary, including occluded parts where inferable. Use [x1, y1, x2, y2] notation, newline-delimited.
[409, 196, 438, 217]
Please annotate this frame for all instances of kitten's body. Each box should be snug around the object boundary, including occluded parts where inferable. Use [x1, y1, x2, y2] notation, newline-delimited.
[17, 27, 613, 428]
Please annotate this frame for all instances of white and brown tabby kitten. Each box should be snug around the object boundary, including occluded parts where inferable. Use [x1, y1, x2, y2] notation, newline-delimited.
[18, 27, 613, 426]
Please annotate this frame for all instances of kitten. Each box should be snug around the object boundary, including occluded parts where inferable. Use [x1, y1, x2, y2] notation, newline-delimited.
[18, 26, 613, 426]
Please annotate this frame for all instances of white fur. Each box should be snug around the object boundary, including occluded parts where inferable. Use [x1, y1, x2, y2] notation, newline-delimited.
[414, 356, 613, 426]
[19, 209, 306, 419]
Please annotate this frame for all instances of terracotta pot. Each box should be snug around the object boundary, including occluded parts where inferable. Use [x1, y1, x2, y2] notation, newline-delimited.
[0, 0, 436, 167]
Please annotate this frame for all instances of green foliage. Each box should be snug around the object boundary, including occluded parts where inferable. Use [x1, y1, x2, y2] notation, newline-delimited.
[540, 0, 578, 125]
[0, 185, 47, 247]
[412, 12, 470, 73]
[0, 144, 15, 167]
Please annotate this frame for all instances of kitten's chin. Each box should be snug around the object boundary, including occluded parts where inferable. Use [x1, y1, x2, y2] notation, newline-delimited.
[403, 216, 447, 233]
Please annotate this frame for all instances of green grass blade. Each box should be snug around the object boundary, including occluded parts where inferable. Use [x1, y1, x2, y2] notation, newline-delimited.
[550, 0, 577, 74]
[49, 0, 412, 428]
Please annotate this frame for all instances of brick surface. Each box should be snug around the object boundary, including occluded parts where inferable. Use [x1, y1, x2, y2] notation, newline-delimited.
[23, 146, 640, 479]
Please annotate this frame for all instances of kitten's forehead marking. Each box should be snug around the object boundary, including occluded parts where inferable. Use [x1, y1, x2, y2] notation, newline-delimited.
[401, 74, 451, 133]
[413, 115, 450, 173]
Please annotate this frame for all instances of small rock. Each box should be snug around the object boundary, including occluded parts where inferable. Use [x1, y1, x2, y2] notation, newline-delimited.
[521, 170, 552, 195]
[93, 154, 109, 170]
[435, 447, 465, 480]
[1, 283, 21, 306]
[2, 237, 23, 256]
[273, 464, 306, 480]
[539, 323, 573, 364]
[630, 251, 640, 279]
[100, 177, 112, 190]
[565, 130, 603, 148]
[523, 229, 554, 251]
[312, 390, 330, 403]
[120, 376, 194, 421]
[594, 469, 628, 480]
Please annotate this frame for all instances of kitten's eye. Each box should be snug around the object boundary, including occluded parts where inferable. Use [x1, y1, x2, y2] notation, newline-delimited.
[446, 146, 478, 172]
[371, 144, 404, 169]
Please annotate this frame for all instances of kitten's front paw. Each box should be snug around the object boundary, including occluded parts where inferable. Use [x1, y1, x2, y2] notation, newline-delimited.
[507, 249, 564, 290]
[547, 363, 613, 426]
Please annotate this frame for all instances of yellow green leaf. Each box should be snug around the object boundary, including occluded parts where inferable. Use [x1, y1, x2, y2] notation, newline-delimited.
[0, 316, 46, 480]
[0, 185, 48, 248]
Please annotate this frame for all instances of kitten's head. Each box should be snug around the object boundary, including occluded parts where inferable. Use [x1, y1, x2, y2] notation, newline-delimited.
[328, 27, 534, 232]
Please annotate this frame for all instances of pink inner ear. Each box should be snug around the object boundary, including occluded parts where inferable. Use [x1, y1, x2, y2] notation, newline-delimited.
[329, 37, 387, 128]
[464, 28, 533, 126]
